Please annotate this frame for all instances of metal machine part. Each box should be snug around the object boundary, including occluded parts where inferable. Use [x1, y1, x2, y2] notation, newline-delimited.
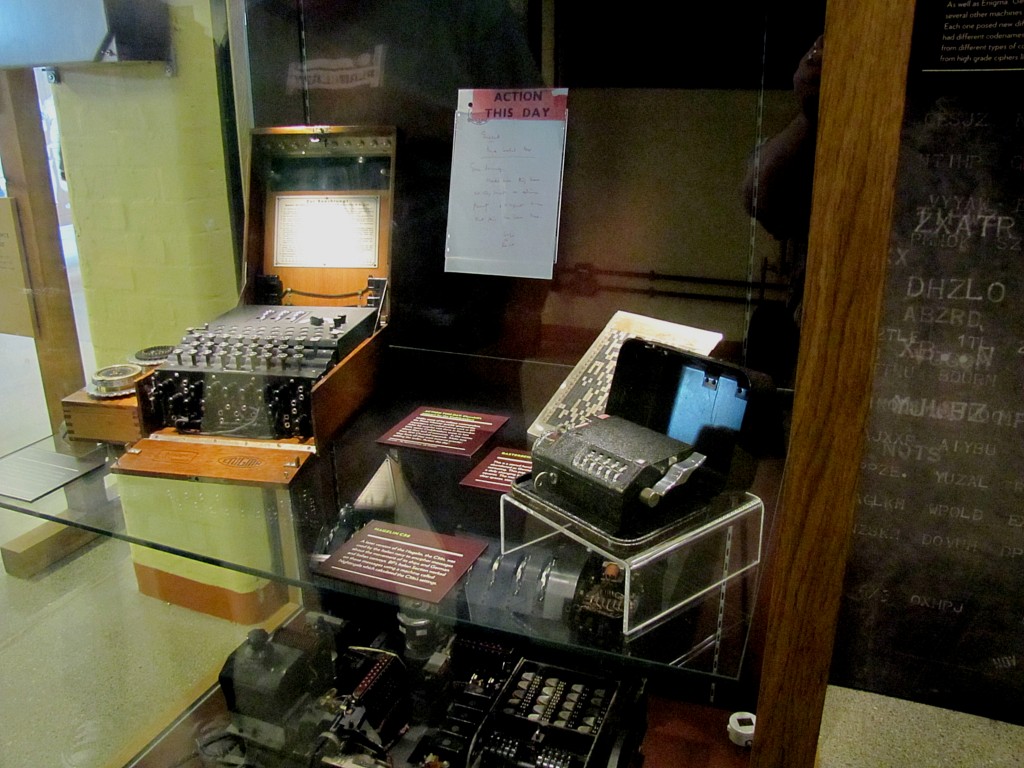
[87, 363, 145, 398]
[398, 602, 447, 667]
[219, 625, 335, 752]
[462, 542, 588, 636]
[531, 415, 707, 537]
[467, 660, 627, 768]
[218, 618, 408, 767]
[128, 345, 175, 366]
[213, 608, 648, 768]
[320, 754, 390, 768]
[407, 634, 520, 767]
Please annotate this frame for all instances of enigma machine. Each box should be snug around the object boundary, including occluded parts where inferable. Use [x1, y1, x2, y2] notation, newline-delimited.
[111, 125, 397, 524]
[120, 126, 396, 455]
[137, 303, 380, 440]
[101, 127, 398, 627]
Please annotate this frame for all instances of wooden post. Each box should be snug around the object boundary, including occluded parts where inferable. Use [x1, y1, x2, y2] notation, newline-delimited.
[0, 69, 95, 577]
[749, 2, 916, 766]
[0, 68, 85, 436]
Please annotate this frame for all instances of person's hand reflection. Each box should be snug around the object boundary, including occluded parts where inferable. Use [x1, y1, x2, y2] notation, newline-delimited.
[795, 35, 823, 122]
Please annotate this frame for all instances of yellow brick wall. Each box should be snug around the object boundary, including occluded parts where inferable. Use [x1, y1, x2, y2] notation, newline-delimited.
[119, 475, 275, 594]
[52, 1, 238, 368]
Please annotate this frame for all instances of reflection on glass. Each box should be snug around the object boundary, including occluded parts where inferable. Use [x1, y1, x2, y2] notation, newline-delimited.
[743, 33, 823, 387]
[242, 1, 826, 372]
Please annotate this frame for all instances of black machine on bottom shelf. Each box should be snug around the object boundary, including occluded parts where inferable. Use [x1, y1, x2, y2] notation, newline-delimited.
[466, 659, 630, 768]
[212, 610, 645, 768]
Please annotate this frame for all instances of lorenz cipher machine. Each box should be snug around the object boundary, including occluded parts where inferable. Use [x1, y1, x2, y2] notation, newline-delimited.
[207, 608, 646, 768]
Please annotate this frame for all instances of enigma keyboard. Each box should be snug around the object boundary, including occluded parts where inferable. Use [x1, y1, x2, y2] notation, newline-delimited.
[138, 305, 378, 439]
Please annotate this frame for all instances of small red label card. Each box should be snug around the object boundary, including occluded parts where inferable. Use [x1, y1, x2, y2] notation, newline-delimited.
[376, 407, 508, 457]
[314, 521, 488, 603]
[460, 446, 532, 492]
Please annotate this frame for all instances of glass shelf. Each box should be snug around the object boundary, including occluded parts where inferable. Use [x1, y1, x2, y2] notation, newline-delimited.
[0, 346, 765, 704]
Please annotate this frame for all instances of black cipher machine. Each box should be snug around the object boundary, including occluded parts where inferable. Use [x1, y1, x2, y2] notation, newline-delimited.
[210, 607, 647, 768]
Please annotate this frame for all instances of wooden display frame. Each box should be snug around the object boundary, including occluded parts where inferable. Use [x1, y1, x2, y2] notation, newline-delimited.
[750, 2, 915, 766]
[0, 5, 927, 760]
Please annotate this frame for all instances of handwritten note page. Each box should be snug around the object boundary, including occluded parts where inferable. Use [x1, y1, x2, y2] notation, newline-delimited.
[445, 88, 568, 279]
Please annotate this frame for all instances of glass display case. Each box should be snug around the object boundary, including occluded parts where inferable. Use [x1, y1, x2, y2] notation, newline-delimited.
[8, 0, 1024, 763]
[1, 1, 881, 766]
[501, 486, 762, 642]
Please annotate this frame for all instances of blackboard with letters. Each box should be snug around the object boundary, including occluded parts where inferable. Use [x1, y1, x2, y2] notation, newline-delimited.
[831, 2, 1024, 724]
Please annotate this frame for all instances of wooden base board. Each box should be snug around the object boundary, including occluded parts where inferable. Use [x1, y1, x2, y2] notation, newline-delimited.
[114, 433, 314, 487]
[133, 562, 288, 624]
[1, 519, 98, 578]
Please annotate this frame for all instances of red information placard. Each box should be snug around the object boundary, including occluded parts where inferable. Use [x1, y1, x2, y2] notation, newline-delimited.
[314, 521, 488, 603]
[376, 406, 508, 457]
[459, 446, 532, 492]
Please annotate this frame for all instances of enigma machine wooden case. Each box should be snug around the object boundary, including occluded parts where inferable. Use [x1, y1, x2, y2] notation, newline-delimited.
[119, 126, 396, 483]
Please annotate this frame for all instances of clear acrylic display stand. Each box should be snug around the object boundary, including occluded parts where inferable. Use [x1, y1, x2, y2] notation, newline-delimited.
[500, 484, 763, 636]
